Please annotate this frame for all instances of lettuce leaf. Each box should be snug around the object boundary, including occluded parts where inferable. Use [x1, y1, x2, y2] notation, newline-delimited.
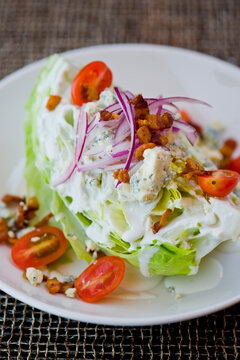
[24, 54, 92, 262]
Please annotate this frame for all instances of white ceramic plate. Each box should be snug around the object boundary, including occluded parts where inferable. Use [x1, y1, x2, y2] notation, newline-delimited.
[1, 44, 240, 326]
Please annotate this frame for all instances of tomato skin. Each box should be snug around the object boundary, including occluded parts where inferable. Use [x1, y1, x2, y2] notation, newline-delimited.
[229, 156, 240, 174]
[11, 226, 68, 270]
[197, 170, 240, 197]
[75, 256, 125, 303]
[71, 61, 113, 106]
[180, 109, 190, 123]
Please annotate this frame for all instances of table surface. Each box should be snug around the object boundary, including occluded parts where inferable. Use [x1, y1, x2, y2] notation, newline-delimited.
[1, 0, 240, 359]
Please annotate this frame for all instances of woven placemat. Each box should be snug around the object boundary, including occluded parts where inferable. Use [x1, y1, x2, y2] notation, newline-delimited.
[1, 0, 240, 359]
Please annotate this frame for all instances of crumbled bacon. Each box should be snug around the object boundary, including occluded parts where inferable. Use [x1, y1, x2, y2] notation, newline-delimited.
[0, 218, 9, 243]
[219, 138, 238, 169]
[35, 213, 53, 228]
[135, 143, 156, 161]
[100, 110, 114, 121]
[181, 158, 208, 180]
[15, 202, 25, 229]
[46, 95, 61, 111]
[137, 125, 152, 144]
[45, 276, 74, 295]
[152, 209, 173, 234]
[113, 169, 130, 183]
[80, 84, 98, 102]
[46, 277, 61, 294]
[27, 197, 39, 211]
[1, 194, 25, 206]
[131, 94, 149, 120]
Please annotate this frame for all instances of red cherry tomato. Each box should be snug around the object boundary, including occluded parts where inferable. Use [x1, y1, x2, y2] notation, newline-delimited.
[75, 256, 125, 303]
[229, 156, 240, 174]
[180, 109, 190, 123]
[71, 61, 113, 106]
[197, 170, 240, 197]
[11, 226, 68, 270]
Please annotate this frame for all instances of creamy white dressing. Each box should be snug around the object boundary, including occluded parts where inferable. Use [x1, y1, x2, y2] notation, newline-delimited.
[33, 56, 240, 283]
[138, 247, 159, 277]
[120, 262, 162, 291]
[164, 257, 223, 295]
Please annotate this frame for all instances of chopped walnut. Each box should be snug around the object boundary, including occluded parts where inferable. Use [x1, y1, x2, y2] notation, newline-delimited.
[113, 169, 130, 183]
[152, 209, 173, 234]
[135, 143, 156, 161]
[137, 125, 152, 144]
[46, 95, 61, 111]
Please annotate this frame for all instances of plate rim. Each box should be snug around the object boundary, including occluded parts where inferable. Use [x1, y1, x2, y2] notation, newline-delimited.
[1, 43, 240, 326]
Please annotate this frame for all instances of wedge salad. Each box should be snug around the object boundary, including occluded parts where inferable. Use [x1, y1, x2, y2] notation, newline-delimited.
[1, 54, 240, 302]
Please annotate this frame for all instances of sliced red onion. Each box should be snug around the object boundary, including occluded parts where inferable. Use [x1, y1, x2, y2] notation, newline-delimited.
[114, 87, 136, 187]
[172, 126, 180, 133]
[53, 108, 88, 186]
[77, 155, 127, 172]
[148, 96, 210, 115]
[52, 159, 76, 187]
[104, 102, 122, 113]
[123, 90, 135, 100]
[173, 120, 197, 145]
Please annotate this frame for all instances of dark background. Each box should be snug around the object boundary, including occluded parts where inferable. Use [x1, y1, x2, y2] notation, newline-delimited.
[1, 0, 240, 359]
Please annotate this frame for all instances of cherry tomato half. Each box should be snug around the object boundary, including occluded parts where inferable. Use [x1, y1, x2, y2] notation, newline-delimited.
[75, 256, 125, 303]
[71, 61, 113, 106]
[229, 156, 240, 174]
[197, 170, 240, 197]
[11, 226, 68, 270]
[180, 109, 190, 123]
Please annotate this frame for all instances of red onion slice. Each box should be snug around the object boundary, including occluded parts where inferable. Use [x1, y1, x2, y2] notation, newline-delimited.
[114, 87, 136, 187]
[173, 119, 197, 145]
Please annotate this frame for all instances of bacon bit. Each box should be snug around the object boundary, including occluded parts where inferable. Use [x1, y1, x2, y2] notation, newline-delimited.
[186, 158, 204, 172]
[45, 276, 74, 295]
[159, 135, 168, 146]
[113, 169, 130, 183]
[0, 218, 9, 243]
[60, 282, 74, 294]
[135, 143, 156, 161]
[46, 95, 61, 111]
[152, 209, 173, 234]
[219, 138, 238, 169]
[1, 194, 25, 206]
[81, 84, 98, 102]
[35, 213, 54, 228]
[137, 119, 149, 127]
[15, 202, 25, 229]
[181, 158, 208, 180]
[100, 110, 114, 121]
[137, 125, 152, 144]
[46, 277, 61, 294]
[131, 94, 149, 120]
[27, 197, 39, 211]
[161, 112, 174, 129]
